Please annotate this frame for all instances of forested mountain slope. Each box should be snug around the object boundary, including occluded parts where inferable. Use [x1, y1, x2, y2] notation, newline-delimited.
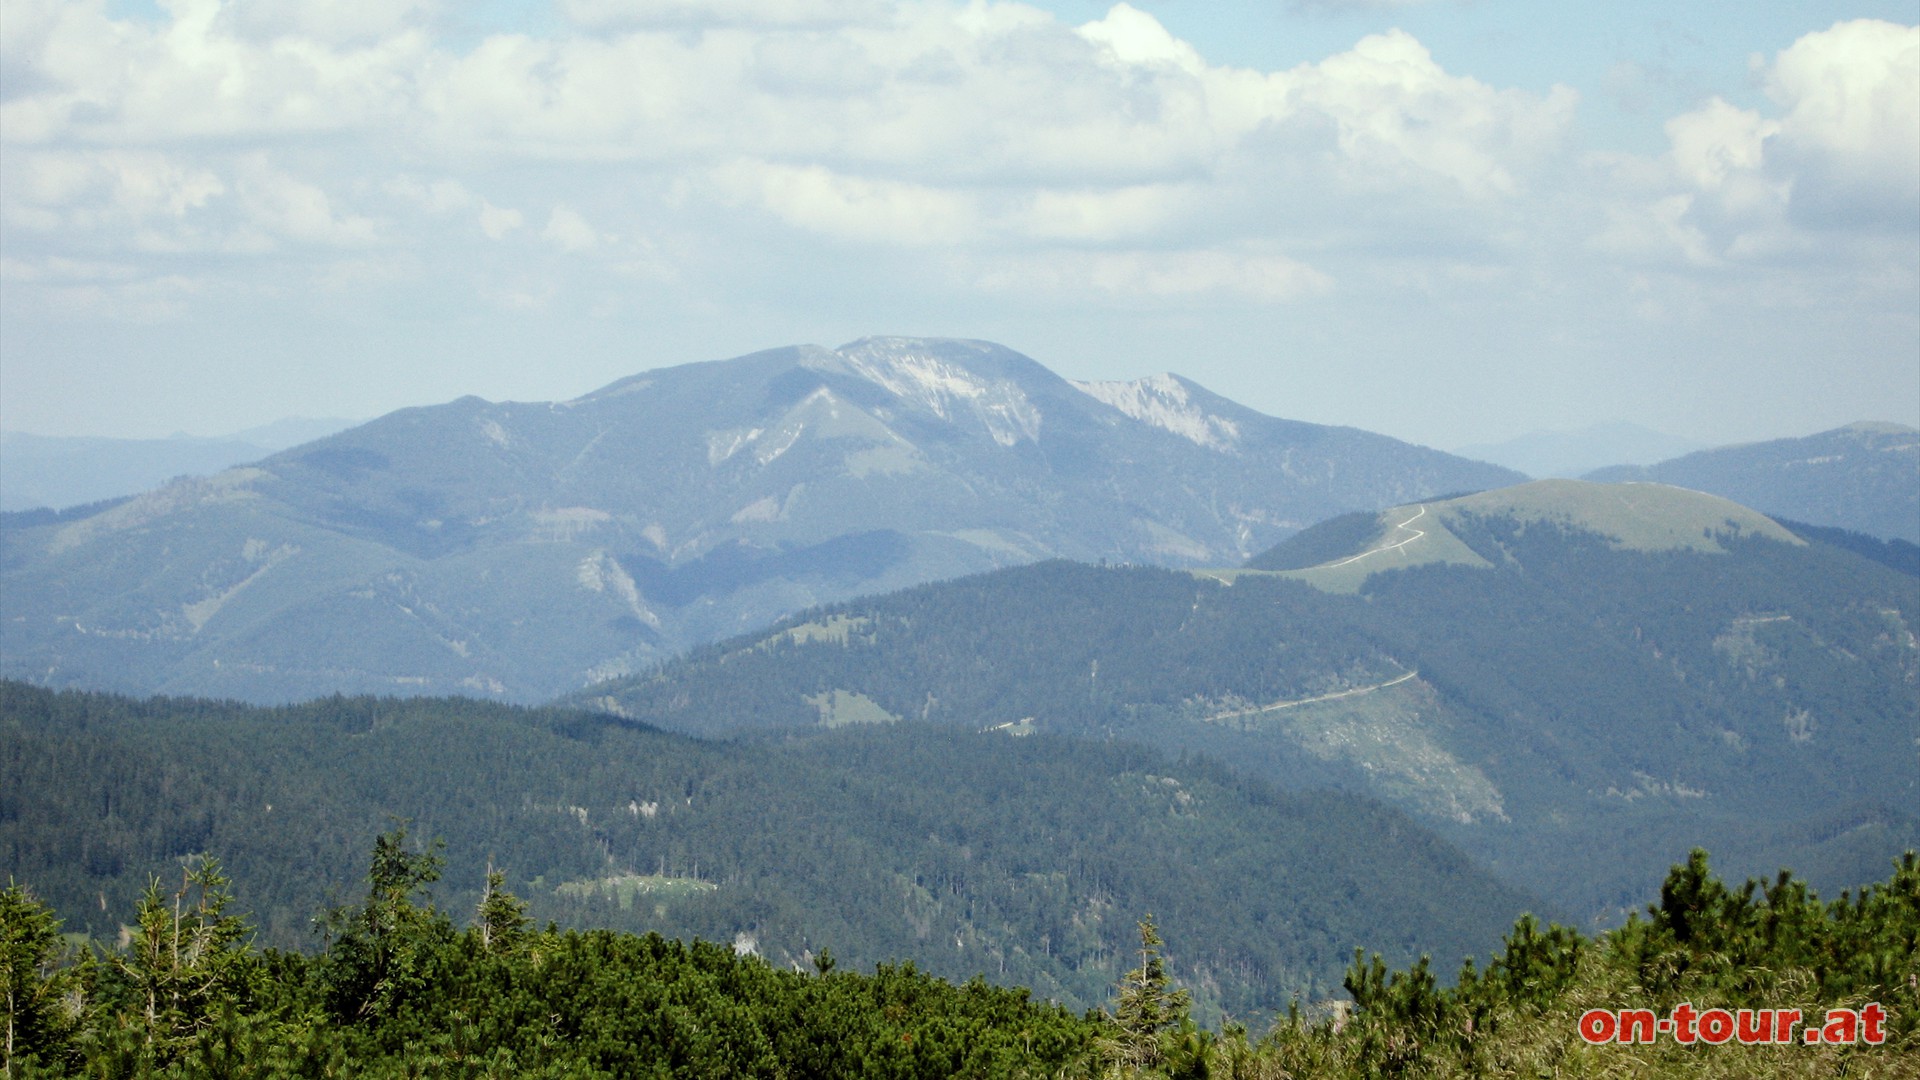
[0, 681, 1530, 1021]
[577, 482, 1920, 925]
[0, 338, 1519, 705]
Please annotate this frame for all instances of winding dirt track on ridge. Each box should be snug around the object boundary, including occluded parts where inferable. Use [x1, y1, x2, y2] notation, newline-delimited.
[1330, 505, 1428, 567]
[1202, 669, 1420, 725]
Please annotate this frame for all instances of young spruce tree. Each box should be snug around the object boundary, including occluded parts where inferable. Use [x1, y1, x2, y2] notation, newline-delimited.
[1104, 914, 1193, 1074]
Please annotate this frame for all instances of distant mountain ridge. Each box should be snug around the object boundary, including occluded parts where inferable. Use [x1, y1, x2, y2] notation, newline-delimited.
[0, 419, 358, 512]
[1585, 422, 1919, 542]
[0, 337, 1522, 703]
[1454, 422, 1706, 479]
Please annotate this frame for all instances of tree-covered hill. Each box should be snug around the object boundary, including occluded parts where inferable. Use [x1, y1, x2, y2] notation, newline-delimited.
[0, 681, 1530, 1022]
[574, 482, 1920, 926]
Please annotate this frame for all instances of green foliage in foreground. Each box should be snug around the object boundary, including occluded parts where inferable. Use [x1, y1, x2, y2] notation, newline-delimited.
[1254, 848, 1919, 1079]
[4, 828, 1099, 1078]
[5, 841, 1915, 1078]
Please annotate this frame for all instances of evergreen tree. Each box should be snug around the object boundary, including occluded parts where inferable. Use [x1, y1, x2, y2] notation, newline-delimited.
[113, 856, 252, 1062]
[473, 865, 530, 954]
[1, 883, 81, 1076]
[319, 823, 450, 1022]
[1104, 914, 1192, 1073]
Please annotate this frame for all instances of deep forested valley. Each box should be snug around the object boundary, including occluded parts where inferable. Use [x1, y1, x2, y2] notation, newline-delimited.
[0, 682, 1527, 1025]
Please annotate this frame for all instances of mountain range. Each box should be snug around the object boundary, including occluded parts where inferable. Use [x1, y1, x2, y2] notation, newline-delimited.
[575, 480, 1920, 925]
[3, 336, 1914, 1029]
[1585, 422, 1920, 543]
[1452, 422, 1705, 479]
[0, 338, 1520, 703]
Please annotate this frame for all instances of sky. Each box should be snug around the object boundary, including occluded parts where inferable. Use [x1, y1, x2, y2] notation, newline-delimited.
[1, 0, 1916, 451]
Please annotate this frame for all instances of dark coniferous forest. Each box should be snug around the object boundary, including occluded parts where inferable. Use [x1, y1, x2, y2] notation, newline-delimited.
[0, 682, 1526, 1023]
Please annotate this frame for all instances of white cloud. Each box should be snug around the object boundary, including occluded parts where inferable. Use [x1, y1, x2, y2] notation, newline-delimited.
[974, 249, 1332, 303]
[1608, 19, 1919, 268]
[215, 0, 443, 45]
[0, 259, 210, 320]
[2, 149, 225, 230]
[233, 158, 380, 247]
[1277, 30, 1579, 198]
[0, 0, 1912, 451]
[750, 33, 888, 96]
[710, 160, 976, 246]
[559, 0, 892, 30]
[1591, 193, 1718, 268]
[387, 177, 524, 239]
[0, 255, 142, 285]
[476, 201, 523, 240]
[0, 1, 1578, 206]
[542, 205, 601, 251]
[1665, 98, 1775, 193]
[1288, 0, 1433, 11]
[1075, 3, 1207, 76]
[1018, 184, 1193, 243]
[1765, 19, 1920, 227]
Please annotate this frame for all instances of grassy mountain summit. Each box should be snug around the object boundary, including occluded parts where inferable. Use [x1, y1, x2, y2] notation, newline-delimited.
[578, 482, 1918, 925]
[1585, 422, 1920, 543]
[1240, 479, 1802, 592]
[0, 338, 1520, 704]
